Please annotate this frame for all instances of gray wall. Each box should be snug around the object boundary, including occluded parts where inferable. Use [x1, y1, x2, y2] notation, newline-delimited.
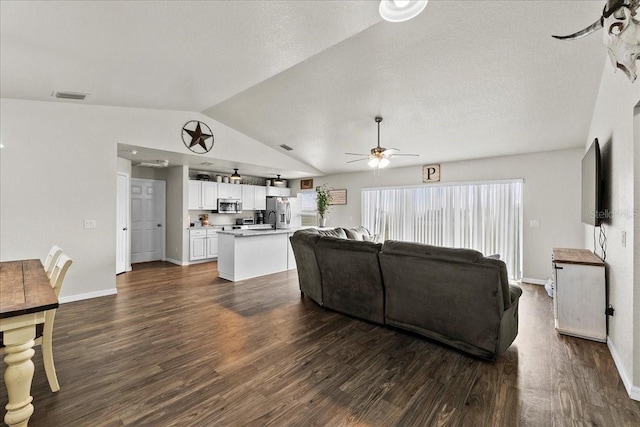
[586, 62, 640, 396]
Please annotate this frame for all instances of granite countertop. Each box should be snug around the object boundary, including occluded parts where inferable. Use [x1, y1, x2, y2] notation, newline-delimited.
[189, 225, 225, 232]
[217, 227, 310, 237]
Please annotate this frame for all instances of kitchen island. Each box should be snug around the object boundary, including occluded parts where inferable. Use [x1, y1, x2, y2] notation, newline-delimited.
[217, 227, 307, 282]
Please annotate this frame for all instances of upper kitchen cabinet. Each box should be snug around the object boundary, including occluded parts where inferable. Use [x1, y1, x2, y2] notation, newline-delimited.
[266, 186, 291, 197]
[189, 180, 218, 210]
[242, 185, 267, 210]
[218, 183, 242, 200]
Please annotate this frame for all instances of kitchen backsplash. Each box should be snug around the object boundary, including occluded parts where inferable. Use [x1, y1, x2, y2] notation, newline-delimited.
[188, 211, 260, 227]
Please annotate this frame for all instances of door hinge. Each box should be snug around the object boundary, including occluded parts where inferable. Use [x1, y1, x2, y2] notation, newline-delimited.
[605, 305, 615, 316]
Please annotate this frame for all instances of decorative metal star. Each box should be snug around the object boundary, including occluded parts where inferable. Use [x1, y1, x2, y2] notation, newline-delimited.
[182, 120, 214, 154]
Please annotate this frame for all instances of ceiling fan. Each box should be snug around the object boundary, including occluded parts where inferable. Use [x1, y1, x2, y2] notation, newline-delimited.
[345, 116, 419, 169]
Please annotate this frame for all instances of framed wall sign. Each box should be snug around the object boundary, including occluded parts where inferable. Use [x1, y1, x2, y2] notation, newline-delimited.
[300, 179, 314, 189]
[422, 164, 441, 183]
[329, 189, 347, 205]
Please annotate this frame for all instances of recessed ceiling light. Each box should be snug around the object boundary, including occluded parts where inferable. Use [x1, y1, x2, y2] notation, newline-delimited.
[51, 91, 89, 100]
[379, 0, 428, 23]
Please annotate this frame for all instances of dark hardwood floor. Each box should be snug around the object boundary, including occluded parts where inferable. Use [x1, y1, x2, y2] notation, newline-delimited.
[2, 261, 639, 426]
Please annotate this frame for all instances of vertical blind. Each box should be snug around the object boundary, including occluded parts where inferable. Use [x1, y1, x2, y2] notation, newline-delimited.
[362, 180, 523, 280]
[298, 190, 318, 227]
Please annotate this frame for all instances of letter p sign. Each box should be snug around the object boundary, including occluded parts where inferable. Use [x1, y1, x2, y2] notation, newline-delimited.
[422, 164, 441, 183]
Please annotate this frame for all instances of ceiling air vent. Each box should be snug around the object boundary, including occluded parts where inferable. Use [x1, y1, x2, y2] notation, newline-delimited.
[279, 144, 293, 151]
[200, 162, 215, 166]
[52, 91, 89, 100]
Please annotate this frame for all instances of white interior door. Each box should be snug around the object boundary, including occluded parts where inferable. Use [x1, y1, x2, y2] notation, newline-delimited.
[131, 178, 166, 264]
[116, 173, 130, 274]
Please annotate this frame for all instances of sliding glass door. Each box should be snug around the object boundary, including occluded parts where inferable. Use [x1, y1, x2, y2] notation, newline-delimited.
[362, 180, 523, 280]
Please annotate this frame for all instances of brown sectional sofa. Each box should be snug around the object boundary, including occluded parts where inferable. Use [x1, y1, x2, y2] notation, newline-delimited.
[289, 227, 522, 360]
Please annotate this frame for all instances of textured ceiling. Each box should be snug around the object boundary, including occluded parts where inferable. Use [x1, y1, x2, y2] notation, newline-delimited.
[1, 1, 607, 177]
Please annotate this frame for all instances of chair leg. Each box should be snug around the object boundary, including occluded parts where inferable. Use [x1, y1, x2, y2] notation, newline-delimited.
[41, 312, 60, 392]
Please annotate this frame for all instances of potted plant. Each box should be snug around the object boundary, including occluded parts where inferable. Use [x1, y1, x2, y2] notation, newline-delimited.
[316, 184, 332, 227]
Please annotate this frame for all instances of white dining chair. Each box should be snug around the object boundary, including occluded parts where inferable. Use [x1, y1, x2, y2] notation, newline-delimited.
[0, 253, 72, 392]
[43, 245, 64, 279]
[37, 253, 73, 392]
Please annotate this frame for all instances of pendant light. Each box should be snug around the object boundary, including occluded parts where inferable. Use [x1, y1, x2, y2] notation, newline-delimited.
[379, 0, 428, 23]
[274, 174, 284, 184]
[230, 168, 241, 181]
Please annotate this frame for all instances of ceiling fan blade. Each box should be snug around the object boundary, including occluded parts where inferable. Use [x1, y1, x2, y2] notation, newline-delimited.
[390, 153, 420, 157]
[382, 148, 400, 155]
[345, 152, 370, 156]
[347, 157, 370, 163]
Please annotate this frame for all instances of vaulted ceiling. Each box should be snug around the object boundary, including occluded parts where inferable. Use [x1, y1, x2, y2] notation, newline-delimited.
[1, 1, 606, 177]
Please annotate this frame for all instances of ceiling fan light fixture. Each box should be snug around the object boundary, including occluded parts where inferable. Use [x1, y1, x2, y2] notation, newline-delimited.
[230, 168, 241, 181]
[368, 157, 390, 169]
[274, 174, 284, 184]
[379, 0, 428, 23]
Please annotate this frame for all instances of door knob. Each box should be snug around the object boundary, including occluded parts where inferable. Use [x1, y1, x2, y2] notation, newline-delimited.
[123, 227, 128, 231]
[157, 224, 162, 227]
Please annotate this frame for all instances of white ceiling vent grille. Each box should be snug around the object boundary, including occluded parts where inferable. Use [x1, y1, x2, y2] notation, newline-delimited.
[52, 91, 89, 100]
[279, 144, 293, 151]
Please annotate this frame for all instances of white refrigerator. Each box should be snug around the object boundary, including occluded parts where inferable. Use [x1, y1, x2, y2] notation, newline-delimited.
[266, 196, 301, 229]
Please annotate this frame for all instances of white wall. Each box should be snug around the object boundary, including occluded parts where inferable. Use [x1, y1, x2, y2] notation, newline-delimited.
[291, 148, 584, 282]
[0, 98, 318, 300]
[165, 165, 188, 265]
[1, 100, 117, 299]
[585, 62, 640, 398]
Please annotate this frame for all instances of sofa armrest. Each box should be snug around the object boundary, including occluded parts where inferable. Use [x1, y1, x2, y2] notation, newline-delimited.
[509, 284, 523, 305]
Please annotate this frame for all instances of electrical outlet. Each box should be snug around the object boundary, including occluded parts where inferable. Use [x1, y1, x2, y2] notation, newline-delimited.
[84, 219, 97, 229]
[529, 220, 540, 228]
[622, 231, 627, 248]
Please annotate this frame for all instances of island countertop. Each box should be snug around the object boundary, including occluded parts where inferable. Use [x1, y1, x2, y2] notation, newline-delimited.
[217, 227, 311, 237]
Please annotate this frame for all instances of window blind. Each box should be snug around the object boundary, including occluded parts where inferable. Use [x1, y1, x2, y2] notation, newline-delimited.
[362, 180, 523, 279]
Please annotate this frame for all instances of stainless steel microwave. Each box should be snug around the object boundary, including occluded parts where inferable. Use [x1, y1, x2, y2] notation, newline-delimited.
[218, 198, 242, 214]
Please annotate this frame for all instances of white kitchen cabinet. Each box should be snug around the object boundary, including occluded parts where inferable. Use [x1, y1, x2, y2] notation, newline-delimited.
[218, 182, 242, 199]
[552, 248, 606, 342]
[206, 229, 219, 258]
[190, 229, 207, 261]
[190, 228, 219, 261]
[241, 185, 267, 210]
[188, 180, 218, 210]
[254, 186, 266, 210]
[266, 186, 291, 197]
[242, 185, 256, 210]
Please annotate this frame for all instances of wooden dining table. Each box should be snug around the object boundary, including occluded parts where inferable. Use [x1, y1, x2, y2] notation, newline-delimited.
[0, 259, 58, 427]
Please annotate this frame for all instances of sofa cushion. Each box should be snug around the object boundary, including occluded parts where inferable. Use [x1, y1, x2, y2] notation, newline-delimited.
[382, 240, 484, 263]
[317, 228, 348, 239]
[289, 230, 323, 305]
[315, 236, 385, 324]
[379, 249, 503, 358]
[342, 226, 371, 241]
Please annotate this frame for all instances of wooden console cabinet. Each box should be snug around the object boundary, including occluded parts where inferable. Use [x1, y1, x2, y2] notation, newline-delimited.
[552, 248, 606, 342]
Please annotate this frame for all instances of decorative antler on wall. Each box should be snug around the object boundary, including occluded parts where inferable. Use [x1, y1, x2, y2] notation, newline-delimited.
[553, 0, 640, 82]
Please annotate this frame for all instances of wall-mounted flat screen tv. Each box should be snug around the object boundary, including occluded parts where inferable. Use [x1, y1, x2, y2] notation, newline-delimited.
[581, 138, 601, 226]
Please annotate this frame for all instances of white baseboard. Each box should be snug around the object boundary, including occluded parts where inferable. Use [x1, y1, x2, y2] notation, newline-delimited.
[165, 257, 188, 266]
[521, 277, 546, 285]
[607, 337, 640, 401]
[59, 288, 117, 304]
